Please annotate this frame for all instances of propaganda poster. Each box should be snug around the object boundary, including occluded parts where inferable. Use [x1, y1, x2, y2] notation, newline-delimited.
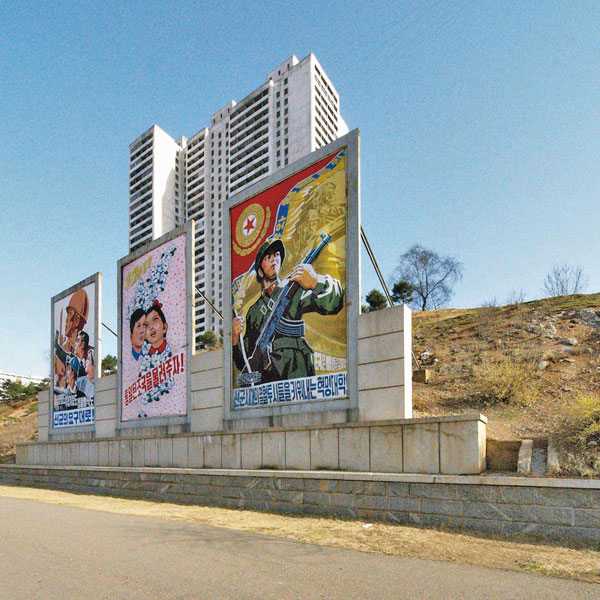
[230, 150, 347, 408]
[120, 233, 188, 421]
[51, 274, 100, 429]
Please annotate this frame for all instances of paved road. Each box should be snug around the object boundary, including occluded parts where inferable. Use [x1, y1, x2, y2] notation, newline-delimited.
[0, 496, 597, 599]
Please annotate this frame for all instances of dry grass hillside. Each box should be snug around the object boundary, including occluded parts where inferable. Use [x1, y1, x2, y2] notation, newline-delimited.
[412, 293, 600, 473]
[0, 399, 38, 462]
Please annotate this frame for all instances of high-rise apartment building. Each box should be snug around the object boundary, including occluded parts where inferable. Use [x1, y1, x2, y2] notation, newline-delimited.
[128, 54, 348, 347]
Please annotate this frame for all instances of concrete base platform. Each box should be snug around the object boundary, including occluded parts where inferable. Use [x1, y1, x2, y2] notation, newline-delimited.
[17, 414, 487, 476]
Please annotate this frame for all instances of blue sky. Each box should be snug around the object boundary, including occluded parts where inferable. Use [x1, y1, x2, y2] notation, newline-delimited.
[1, 1, 599, 377]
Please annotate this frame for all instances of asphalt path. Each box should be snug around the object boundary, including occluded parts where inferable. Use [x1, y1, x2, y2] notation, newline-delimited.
[0, 496, 598, 599]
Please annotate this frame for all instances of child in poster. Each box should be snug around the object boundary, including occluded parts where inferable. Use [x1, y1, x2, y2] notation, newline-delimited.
[121, 235, 187, 421]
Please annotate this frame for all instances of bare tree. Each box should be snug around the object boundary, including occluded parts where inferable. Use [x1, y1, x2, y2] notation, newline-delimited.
[505, 289, 526, 305]
[481, 297, 498, 308]
[392, 245, 463, 311]
[543, 264, 588, 297]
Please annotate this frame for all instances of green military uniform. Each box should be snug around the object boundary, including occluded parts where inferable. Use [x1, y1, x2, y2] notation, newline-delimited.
[233, 274, 344, 384]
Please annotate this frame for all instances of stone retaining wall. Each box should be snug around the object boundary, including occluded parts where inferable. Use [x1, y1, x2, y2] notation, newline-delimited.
[1, 465, 598, 545]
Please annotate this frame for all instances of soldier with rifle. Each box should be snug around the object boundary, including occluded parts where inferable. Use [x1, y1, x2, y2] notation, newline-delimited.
[232, 236, 344, 385]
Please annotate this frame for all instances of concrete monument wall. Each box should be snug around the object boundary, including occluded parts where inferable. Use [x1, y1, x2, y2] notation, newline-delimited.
[41, 304, 413, 441]
[27, 304, 484, 476]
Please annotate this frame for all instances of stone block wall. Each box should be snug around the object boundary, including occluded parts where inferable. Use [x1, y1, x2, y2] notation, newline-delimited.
[190, 349, 224, 432]
[1, 465, 598, 545]
[357, 304, 412, 420]
[17, 414, 486, 475]
[38, 390, 49, 442]
[95, 374, 117, 438]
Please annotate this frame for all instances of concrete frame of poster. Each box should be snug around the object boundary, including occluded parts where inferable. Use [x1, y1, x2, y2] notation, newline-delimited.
[50, 272, 101, 434]
[116, 222, 195, 429]
[223, 130, 360, 422]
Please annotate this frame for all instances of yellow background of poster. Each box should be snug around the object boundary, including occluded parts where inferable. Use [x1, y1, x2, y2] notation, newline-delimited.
[232, 154, 346, 376]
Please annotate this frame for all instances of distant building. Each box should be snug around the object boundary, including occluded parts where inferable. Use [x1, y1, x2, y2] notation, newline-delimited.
[128, 53, 348, 347]
[0, 372, 45, 386]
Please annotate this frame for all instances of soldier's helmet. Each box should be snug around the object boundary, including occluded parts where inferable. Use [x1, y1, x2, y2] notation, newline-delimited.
[67, 288, 89, 326]
[254, 239, 285, 282]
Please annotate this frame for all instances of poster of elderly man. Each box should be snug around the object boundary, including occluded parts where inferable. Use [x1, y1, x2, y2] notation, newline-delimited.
[51, 273, 101, 429]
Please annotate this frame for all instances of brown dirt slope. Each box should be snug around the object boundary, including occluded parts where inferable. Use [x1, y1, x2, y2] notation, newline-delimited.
[412, 293, 600, 441]
[0, 399, 38, 462]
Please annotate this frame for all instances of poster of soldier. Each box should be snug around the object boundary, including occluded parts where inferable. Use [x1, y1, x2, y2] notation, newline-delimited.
[230, 150, 347, 408]
[51, 274, 100, 429]
[120, 233, 188, 421]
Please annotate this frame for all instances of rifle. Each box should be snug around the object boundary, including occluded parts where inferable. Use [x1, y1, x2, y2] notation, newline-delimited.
[241, 232, 331, 380]
[234, 308, 261, 387]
